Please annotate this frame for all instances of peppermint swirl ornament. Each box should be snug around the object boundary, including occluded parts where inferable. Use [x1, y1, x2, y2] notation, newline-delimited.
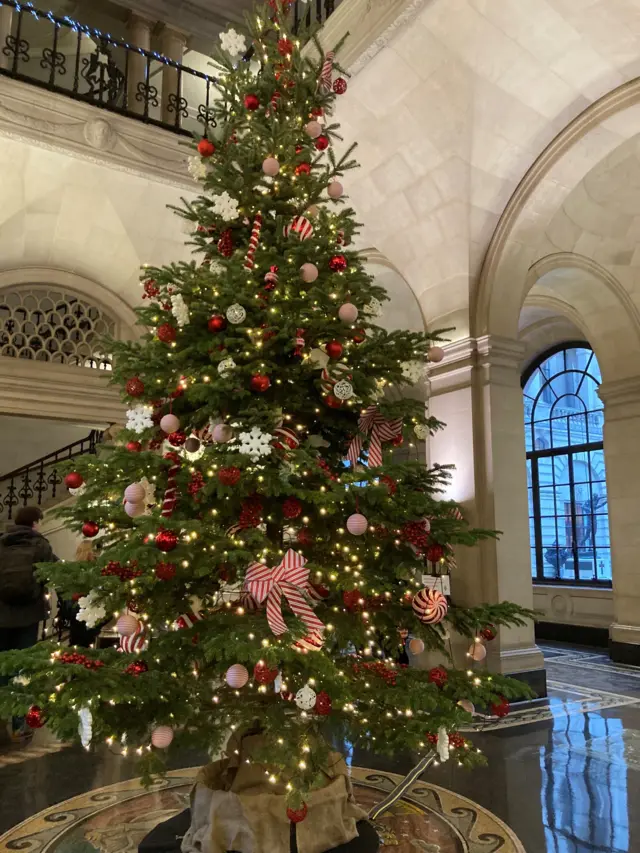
[284, 215, 313, 241]
[412, 588, 448, 625]
[226, 303, 246, 324]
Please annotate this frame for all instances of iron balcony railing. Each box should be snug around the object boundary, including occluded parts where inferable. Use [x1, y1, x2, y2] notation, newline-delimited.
[0, 429, 102, 521]
[0, 0, 342, 138]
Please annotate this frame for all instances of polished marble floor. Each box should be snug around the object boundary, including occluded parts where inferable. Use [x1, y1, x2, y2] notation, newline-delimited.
[1, 643, 639, 853]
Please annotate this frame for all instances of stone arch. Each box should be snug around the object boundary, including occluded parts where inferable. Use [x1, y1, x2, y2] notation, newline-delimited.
[360, 248, 427, 333]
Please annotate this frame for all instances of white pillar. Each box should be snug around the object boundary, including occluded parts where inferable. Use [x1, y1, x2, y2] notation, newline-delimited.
[428, 336, 545, 690]
[159, 25, 188, 127]
[598, 376, 640, 663]
[0, 5, 13, 71]
[126, 13, 153, 116]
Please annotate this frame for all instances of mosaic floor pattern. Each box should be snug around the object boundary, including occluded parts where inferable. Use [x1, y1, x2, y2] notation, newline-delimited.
[0, 766, 525, 853]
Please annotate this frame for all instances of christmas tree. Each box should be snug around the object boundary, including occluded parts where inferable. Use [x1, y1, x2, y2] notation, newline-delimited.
[0, 0, 533, 814]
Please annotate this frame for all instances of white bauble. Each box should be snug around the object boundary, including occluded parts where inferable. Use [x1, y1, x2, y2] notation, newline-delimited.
[333, 379, 354, 401]
[226, 303, 247, 324]
[218, 357, 236, 376]
[414, 424, 429, 440]
[295, 684, 317, 711]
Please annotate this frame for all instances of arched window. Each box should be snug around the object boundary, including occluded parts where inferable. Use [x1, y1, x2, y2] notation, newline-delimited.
[523, 344, 611, 586]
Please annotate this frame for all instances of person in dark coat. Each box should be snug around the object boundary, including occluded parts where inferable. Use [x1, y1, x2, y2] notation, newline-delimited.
[0, 506, 58, 741]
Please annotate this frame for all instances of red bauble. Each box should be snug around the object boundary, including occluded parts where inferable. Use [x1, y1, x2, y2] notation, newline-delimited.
[25, 705, 45, 729]
[155, 561, 177, 581]
[325, 340, 343, 359]
[125, 660, 149, 676]
[82, 521, 99, 538]
[208, 314, 227, 333]
[126, 377, 145, 397]
[329, 254, 347, 272]
[310, 106, 324, 117]
[480, 625, 497, 642]
[156, 528, 178, 553]
[295, 162, 311, 176]
[426, 543, 445, 563]
[197, 138, 215, 157]
[217, 229, 233, 257]
[127, 441, 142, 453]
[428, 666, 448, 688]
[218, 466, 242, 486]
[297, 528, 314, 546]
[309, 582, 329, 600]
[381, 475, 397, 496]
[64, 472, 84, 490]
[282, 497, 302, 519]
[314, 691, 332, 716]
[250, 374, 271, 393]
[253, 661, 279, 684]
[244, 94, 260, 111]
[157, 323, 177, 344]
[333, 77, 347, 95]
[287, 803, 308, 824]
[143, 279, 160, 299]
[391, 434, 403, 447]
[314, 135, 330, 151]
[343, 589, 362, 612]
[168, 431, 187, 447]
[324, 394, 342, 409]
[352, 329, 366, 344]
[491, 697, 510, 718]
[277, 37, 294, 56]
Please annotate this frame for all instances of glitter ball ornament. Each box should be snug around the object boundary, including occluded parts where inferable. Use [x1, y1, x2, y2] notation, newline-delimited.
[283, 497, 302, 519]
[117, 614, 140, 637]
[82, 521, 99, 538]
[157, 323, 176, 344]
[491, 697, 510, 718]
[333, 379, 353, 400]
[124, 483, 145, 504]
[329, 254, 347, 272]
[333, 77, 347, 94]
[428, 666, 448, 687]
[262, 157, 280, 176]
[295, 684, 317, 710]
[253, 661, 278, 685]
[226, 303, 246, 324]
[300, 263, 318, 283]
[338, 303, 358, 324]
[480, 625, 497, 642]
[156, 528, 178, 552]
[218, 466, 241, 486]
[328, 181, 344, 199]
[65, 472, 84, 490]
[226, 664, 249, 688]
[126, 377, 145, 397]
[250, 374, 271, 392]
[151, 726, 174, 748]
[217, 230, 233, 257]
[295, 163, 311, 177]
[428, 346, 445, 363]
[412, 588, 448, 624]
[155, 561, 176, 581]
[325, 340, 343, 359]
[458, 699, 475, 715]
[125, 501, 144, 518]
[346, 513, 368, 535]
[213, 423, 233, 443]
[168, 430, 187, 447]
[469, 641, 487, 661]
[197, 138, 215, 157]
[284, 216, 313, 241]
[160, 414, 180, 434]
[314, 691, 332, 716]
[409, 637, 425, 655]
[305, 120, 322, 138]
[315, 134, 330, 151]
[127, 441, 142, 453]
[244, 93, 260, 110]
[426, 543, 445, 563]
[277, 36, 294, 55]
[208, 314, 227, 333]
[25, 705, 45, 729]
[287, 803, 308, 824]
[218, 357, 236, 376]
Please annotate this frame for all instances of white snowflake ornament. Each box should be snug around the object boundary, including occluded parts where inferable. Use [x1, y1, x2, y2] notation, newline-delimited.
[188, 156, 207, 181]
[211, 191, 240, 222]
[401, 361, 426, 384]
[295, 684, 317, 711]
[171, 293, 190, 327]
[126, 405, 154, 434]
[78, 707, 93, 749]
[437, 726, 450, 763]
[219, 28, 247, 57]
[218, 357, 236, 377]
[235, 427, 273, 462]
[226, 303, 246, 324]
[77, 591, 106, 628]
[334, 379, 354, 401]
[364, 297, 383, 318]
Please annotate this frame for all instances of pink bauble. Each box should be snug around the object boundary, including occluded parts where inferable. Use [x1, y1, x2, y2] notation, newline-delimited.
[412, 588, 448, 625]
[124, 483, 145, 504]
[346, 513, 368, 536]
[428, 346, 445, 363]
[458, 699, 475, 715]
[338, 303, 358, 324]
[226, 664, 249, 688]
[151, 726, 174, 748]
[160, 414, 180, 434]
[328, 181, 343, 199]
[408, 638, 425, 655]
[469, 641, 487, 661]
[212, 423, 233, 443]
[300, 263, 319, 283]
[125, 501, 144, 518]
[262, 157, 280, 176]
[117, 614, 141, 637]
[307, 204, 320, 218]
[305, 120, 322, 139]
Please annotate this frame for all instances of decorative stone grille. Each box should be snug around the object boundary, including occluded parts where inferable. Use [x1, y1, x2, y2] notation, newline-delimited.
[0, 287, 115, 370]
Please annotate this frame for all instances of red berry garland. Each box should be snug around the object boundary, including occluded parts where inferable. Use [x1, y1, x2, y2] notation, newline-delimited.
[101, 560, 143, 581]
[277, 37, 294, 56]
[401, 521, 431, 554]
[125, 660, 148, 676]
[142, 279, 160, 299]
[352, 660, 399, 687]
[448, 732, 466, 749]
[217, 230, 234, 257]
[426, 543, 445, 563]
[168, 431, 187, 447]
[239, 495, 263, 528]
[188, 471, 206, 498]
[218, 466, 242, 486]
[59, 652, 104, 670]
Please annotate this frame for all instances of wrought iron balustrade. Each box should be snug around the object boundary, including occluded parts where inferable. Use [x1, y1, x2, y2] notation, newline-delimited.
[0, 429, 103, 522]
[0, 0, 342, 137]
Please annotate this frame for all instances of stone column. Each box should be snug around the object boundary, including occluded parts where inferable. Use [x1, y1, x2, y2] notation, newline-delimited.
[598, 377, 640, 663]
[126, 13, 153, 116]
[0, 4, 13, 71]
[159, 25, 188, 127]
[428, 336, 546, 694]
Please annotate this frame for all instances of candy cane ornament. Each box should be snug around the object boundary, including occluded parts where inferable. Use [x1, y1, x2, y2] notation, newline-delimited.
[319, 51, 335, 93]
[161, 452, 181, 518]
[244, 213, 263, 270]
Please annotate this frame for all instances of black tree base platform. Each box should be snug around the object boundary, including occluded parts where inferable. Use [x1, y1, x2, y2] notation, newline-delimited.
[138, 809, 380, 853]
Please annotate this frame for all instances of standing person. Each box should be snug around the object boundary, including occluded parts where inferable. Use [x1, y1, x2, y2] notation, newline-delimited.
[0, 506, 58, 741]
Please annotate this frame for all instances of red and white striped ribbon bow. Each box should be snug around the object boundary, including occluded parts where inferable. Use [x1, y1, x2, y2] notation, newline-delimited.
[347, 406, 403, 468]
[244, 213, 263, 270]
[161, 452, 181, 517]
[319, 50, 335, 92]
[244, 549, 325, 637]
